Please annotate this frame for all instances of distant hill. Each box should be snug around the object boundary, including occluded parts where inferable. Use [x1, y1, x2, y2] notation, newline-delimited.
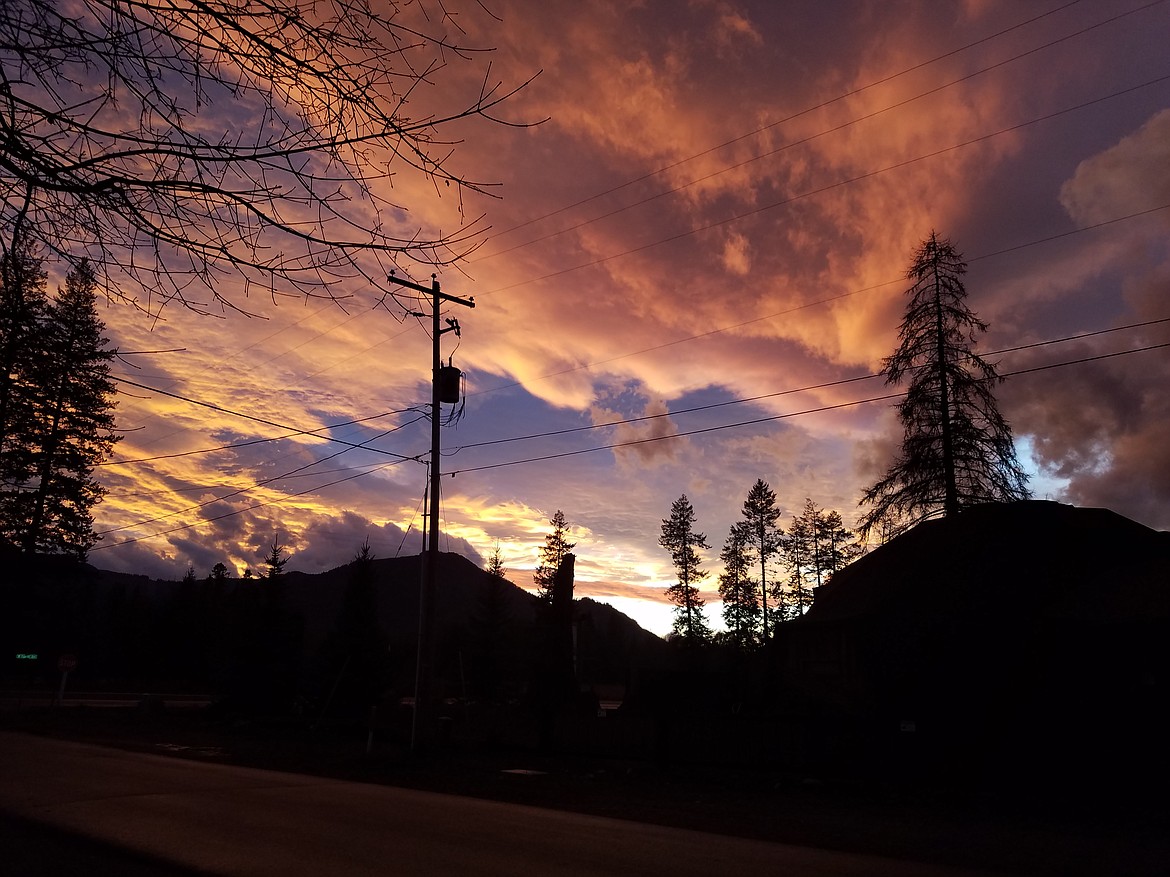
[274, 552, 663, 659]
[786, 500, 1170, 793]
[1, 548, 663, 701]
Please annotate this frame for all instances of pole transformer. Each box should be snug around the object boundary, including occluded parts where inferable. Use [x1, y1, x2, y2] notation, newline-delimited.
[387, 272, 473, 748]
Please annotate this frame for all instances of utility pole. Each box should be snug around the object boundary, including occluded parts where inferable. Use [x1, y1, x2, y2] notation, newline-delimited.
[388, 272, 474, 749]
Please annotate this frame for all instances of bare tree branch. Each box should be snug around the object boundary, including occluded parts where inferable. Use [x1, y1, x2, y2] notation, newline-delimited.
[1, 0, 538, 313]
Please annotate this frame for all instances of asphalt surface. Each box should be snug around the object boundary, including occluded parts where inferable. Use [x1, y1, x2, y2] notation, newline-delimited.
[0, 732, 1009, 877]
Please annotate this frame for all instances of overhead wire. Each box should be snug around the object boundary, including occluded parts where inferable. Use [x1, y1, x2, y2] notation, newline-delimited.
[88, 3, 1170, 548]
[91, 453, 419, 551]
[97, 409, 415, 467]
[110, 375, 423, 461]
[95, 415, 427, 537]
[467, 202, 1170, 398]
[451, 317, 1170, 454]
[477, 71, 1170, 297]
[477, 0, 1094, 247]
[474, 0, 1162, 267]
[446, 339, 1170, 477]
[91, 321, 1169, 548]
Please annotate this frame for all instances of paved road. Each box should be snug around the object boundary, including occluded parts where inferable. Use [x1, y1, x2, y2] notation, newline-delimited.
[0, 732, 1005, 876]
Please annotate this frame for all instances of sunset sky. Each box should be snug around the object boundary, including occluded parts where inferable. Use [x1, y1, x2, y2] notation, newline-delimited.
[82, 0, 1170, 635]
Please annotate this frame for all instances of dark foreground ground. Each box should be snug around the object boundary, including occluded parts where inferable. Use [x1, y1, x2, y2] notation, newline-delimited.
[2, 704, 1169, 877]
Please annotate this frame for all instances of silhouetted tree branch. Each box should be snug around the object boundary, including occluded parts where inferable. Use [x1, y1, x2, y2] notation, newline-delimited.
[1, 0, 537, 313]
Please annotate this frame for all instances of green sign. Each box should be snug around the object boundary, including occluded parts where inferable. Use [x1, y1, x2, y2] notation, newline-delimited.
[16, 653, 38, 660]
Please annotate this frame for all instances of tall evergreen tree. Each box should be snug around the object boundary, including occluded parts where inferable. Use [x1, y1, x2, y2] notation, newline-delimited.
[0, 235, 48, 489]
[740, 479, 784, 640]
[533, 510, 575, 603]
[717, 521, 759, 649]
[659, 494, 711, 642]
[861, 232, 1029, 538]
[5, 258, 119, 556]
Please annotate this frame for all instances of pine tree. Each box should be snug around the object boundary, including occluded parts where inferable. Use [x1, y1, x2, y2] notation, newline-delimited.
[263, 534, 289, 579]
[860, 232, 1029, 538]
[0, 237, 49, 545]
[533, 510, 575, 603]
[486, 542, 506, 580]
[718, 521, 759, 649]
[784, 499, 863, 618]
[6, 258, 119, 556]
[0, 235, 49, 496]
[813, 508, 863, 584]
[740, 479, 784, 639]
[659, 494, 711, 642]
[784, 500, 817, 620]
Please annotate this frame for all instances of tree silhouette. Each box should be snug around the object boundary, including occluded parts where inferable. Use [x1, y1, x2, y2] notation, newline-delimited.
[784, 501, 817, 620]
[814, 507, 864, 584]
[0, 256, 119, 557]
[263, 534, 289, 579]
[659, 494, 711, 642]
[486, 543, 507, 581]
[784, 499, 863, 617]
[1, 1, 536, 311]
[717, 521, 759, 649]
[534, 510, 575, 604]
[0, 235, 48, 512]
[740, 480, 784, 640]
[19, 260, 118, 556]
[861, 232, 1029, 538]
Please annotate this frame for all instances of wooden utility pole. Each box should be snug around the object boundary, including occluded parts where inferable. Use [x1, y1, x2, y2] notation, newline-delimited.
[387, 272, 474, 749]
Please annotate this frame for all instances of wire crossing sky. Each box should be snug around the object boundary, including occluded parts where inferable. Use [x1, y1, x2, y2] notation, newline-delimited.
[78, 0, 1170, 636]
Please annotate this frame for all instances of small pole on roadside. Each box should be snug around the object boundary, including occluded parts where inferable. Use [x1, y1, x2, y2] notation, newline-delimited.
[55, 654, 77, 707]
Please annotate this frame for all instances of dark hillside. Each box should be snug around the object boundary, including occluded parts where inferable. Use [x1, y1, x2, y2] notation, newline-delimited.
[786, 500, 1170, 796]
[1, 548, 664, 714]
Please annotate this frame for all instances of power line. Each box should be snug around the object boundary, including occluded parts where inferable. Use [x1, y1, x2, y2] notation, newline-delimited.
[91, 454, 416, 551]
[95, 416, 426, 537]
[475, 0, 1159, 266]
[468, 203, 1170, 398]
[446, 339, 1170, 477]
[110, 375, 423, 461]
[453, 314, 1170, 452]
[477, 0, 1094, 248]
[97, 409, 414, 467]
[104, 460, 413, 500]
[108, 301, 419, 462]
[477, 72, 1170, 297]
[92, 331, 1169, 548]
